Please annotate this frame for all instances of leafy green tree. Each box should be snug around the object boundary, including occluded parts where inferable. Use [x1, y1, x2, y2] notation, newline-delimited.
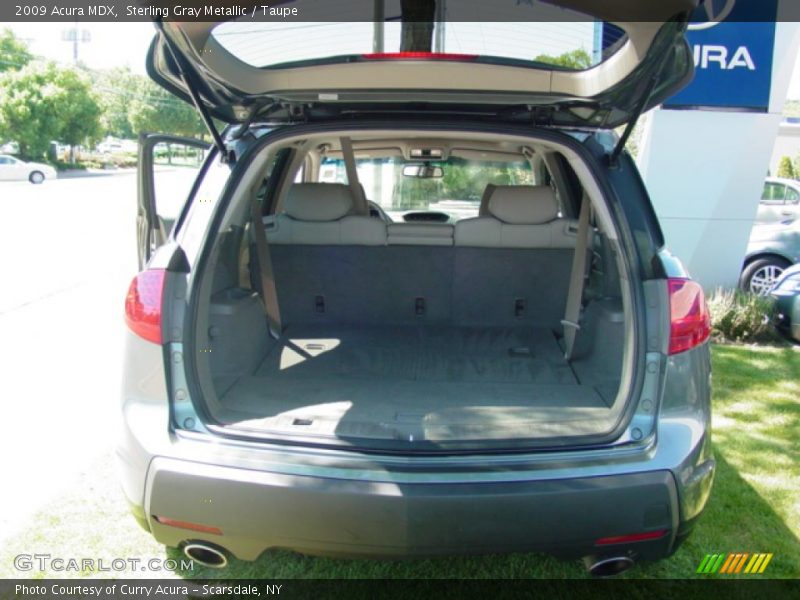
[52, 68, 102, 161]
[127, 79, 206, 138]
[93, 67, 138, 138]
[0, 62, 101, 160]
[534, 48, 592, 70]
[0, 28, 33, 73]
[777, 155, 796, 179]
[783, 99, 800, 119]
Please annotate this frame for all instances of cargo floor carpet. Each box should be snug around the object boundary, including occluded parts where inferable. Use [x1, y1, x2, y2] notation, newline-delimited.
[216, 325, 615, 442]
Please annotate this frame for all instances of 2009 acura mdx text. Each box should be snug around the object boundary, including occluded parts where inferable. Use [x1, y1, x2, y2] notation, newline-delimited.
[118, 0, 714, 577]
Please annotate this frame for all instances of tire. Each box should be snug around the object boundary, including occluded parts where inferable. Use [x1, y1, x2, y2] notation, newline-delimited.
[740, 257, 791, 296]
[29, 171, 45, 184]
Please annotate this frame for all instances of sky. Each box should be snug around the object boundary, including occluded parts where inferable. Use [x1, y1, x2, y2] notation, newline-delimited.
[8, 22, 155, 73]
[6, 21, 800, 100]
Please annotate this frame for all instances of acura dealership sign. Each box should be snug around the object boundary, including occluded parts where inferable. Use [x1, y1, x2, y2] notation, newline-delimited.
[664, 0, 778, 111]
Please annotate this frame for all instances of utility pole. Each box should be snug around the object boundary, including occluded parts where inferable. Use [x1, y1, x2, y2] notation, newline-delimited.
[61, 20, 91, 65]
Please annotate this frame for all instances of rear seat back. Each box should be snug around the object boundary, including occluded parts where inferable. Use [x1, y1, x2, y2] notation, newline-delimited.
[454, 185, 578, 248]
[266, 183, 576, 329]
[452, 185, 577, 327]
[387, 223, 454, 246]
[266, 183, 386, 246]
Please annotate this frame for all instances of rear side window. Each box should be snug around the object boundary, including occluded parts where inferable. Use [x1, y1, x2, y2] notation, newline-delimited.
[785, 187, 800, 203]
[761, 182, 786, 204]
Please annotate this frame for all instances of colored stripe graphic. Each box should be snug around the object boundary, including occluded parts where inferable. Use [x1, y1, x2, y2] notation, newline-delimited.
[696, 554, 712, 573]
[720, 553, 737, 574]
[759, 553, 773, 573]
[697, 552, 773, 575]
[734, 553, 749, 573]
[744, 554, 759, 573]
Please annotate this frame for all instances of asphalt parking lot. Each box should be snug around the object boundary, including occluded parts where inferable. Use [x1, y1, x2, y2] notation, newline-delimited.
[0, 170, 192, 542]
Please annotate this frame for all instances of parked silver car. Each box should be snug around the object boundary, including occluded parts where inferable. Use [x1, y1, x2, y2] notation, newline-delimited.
[757, 177, 800, 224]
[0, 154, 57, 184]
[119, 2, 714, 576]
[740, 220, 800, 295]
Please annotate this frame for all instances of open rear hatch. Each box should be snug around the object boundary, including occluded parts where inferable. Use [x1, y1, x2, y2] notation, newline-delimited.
[144, 3, 698, 451]
[147, 0, 697, 133]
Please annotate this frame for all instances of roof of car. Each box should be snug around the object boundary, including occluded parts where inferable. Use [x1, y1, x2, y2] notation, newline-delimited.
[766, 177, 800, 186]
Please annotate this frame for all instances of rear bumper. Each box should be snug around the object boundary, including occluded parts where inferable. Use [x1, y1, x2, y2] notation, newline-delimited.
[144, 457, 683, 561]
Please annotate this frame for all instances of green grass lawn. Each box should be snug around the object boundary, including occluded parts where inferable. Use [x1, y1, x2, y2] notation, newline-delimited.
[1, 344, 798, 579]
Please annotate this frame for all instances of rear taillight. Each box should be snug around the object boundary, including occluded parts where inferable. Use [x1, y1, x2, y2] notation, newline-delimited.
[361, 52, 478, 61]
[124, 269, 166, 344]
[668, 278, 711, 355]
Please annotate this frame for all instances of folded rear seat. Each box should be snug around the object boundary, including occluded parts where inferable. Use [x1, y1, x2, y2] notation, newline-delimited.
[263, 183, 576, 328]
[453, 185, 579, 328]
[387, 223, 454, 246]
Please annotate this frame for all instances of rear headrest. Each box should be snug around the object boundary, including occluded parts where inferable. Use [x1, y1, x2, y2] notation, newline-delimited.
[487, 185, 558, 225]
[284, 183, 354, 222]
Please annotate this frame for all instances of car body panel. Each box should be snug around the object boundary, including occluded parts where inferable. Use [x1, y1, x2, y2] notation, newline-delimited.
[146, 457, 680, 560]
[771, 264, 800, 342]
[0, 154, 56, 182]
[757, 177, 800, 224]
[745, 220, 800, 265]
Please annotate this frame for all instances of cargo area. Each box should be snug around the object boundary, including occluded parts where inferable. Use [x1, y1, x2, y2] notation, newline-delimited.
[201, 242, 628, 445]
[191, 135, 633, 448]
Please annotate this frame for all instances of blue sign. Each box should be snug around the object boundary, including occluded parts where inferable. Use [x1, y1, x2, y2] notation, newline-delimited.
[664, 0, 777, 111]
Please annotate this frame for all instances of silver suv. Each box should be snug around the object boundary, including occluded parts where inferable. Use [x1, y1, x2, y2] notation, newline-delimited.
[120, 3, 714, 577]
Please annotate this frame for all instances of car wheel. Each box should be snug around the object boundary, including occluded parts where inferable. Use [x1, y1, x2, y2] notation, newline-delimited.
[29, 171, 45, 184]
[740, 257, 791, 296]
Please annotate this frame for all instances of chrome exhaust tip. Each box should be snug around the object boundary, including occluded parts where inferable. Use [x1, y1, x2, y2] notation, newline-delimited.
[583, 555, 635, 577]
[183, 542, 228, 569]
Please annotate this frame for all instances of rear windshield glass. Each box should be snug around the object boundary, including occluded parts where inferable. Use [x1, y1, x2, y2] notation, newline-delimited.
[212, 14, 626, 70]
[318, 157, 533, 222]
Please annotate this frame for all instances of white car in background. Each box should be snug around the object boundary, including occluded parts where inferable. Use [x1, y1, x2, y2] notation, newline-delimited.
[0, 154, 57, 184]
[757, 177, 800, 223]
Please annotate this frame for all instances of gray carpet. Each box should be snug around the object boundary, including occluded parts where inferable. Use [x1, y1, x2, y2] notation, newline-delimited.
[217, 325, 615, 442]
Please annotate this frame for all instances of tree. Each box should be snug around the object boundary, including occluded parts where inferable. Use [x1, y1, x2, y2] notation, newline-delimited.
[534, 48, 592, 70]
[127, 79, 206, 138]
[0, 62, 101, 160]
[777, 155, 796, 179]
[52, 68, 103, 161]
[783, 99, 800, 119]
[0, 28, 33, 73]
[93, 67, 138, 138]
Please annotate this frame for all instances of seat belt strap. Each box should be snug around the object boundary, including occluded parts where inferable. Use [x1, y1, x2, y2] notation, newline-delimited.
[250, 197, 282, 339]
[562, 195, 592, 361]
[339, 136, 368, 214]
